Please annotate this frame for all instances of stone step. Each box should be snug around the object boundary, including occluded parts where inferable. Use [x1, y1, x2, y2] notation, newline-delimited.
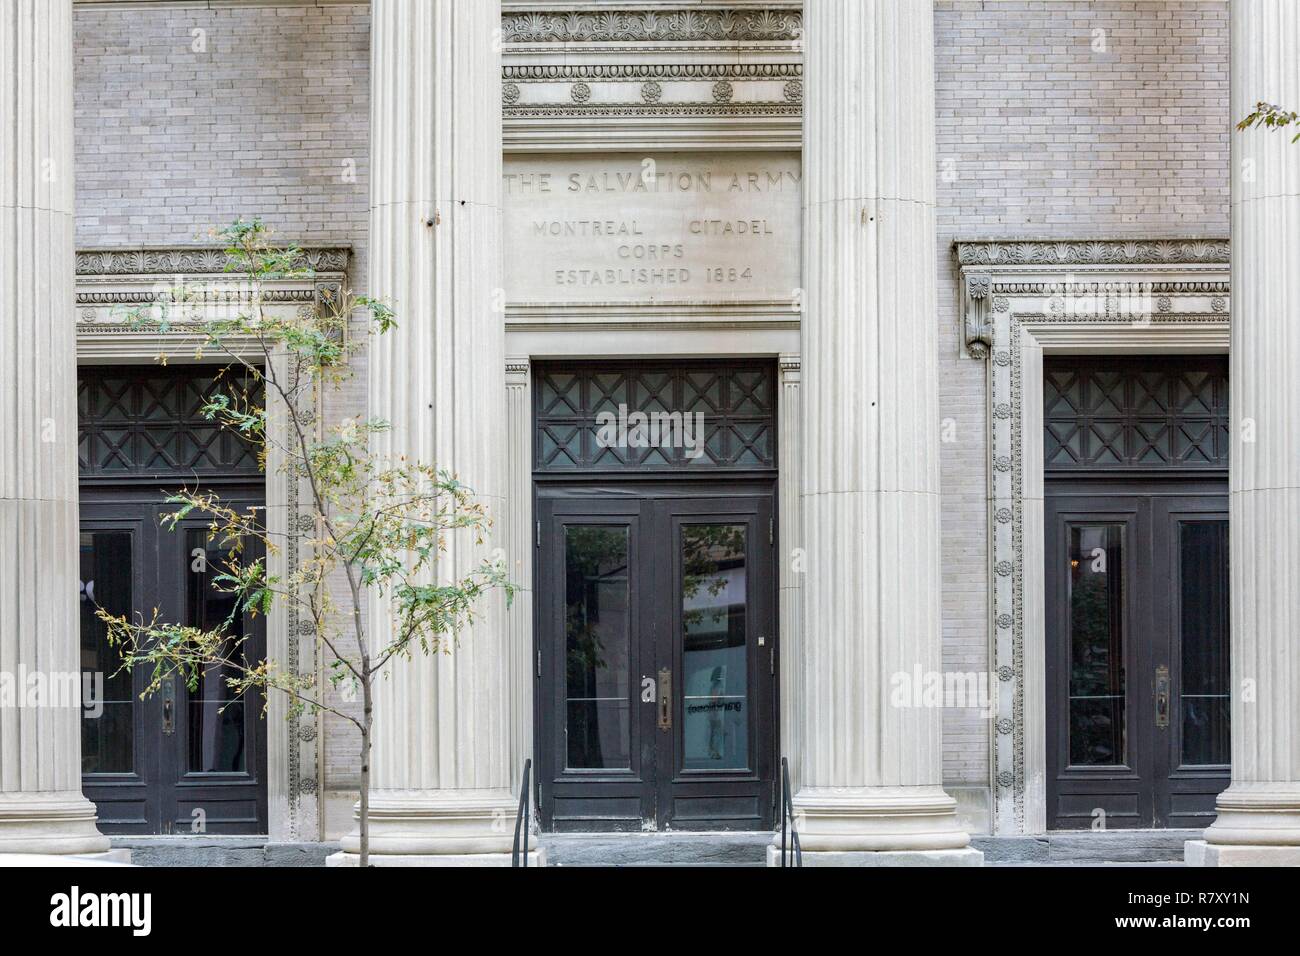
[539, 832, 774, 867]
[975, 830, 1201, 865]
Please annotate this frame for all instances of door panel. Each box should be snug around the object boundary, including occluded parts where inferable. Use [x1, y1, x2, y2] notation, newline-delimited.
[656, 497, 774, 830]
[1046, 490, 1229, 829]
[157, 512, 268, 835]
[538, 498, 653, 831]
[1153, 498, 1230, 828]
[79, 492, 268, 835]
[79, 513, 156, 833]
[1046, 498, 1149, 829]
[536, 488, 777, 832]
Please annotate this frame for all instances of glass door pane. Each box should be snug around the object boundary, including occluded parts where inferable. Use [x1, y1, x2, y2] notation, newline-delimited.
[185, 529, 249, 773]
[1179, 520, 1230, 766]
[1067, 524, 1126, 766]
[79, 530, 135, 774]
[680, 523, 749, 771]
[564, 525, 632, 770]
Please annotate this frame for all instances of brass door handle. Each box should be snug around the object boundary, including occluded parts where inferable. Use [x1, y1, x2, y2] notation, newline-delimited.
[162, 679, 176, 736]
[1155, 665, 1170, 730]
[658, 668, 672, 731]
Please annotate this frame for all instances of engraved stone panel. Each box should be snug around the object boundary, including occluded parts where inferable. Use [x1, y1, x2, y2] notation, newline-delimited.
[504, 152, 801, 304]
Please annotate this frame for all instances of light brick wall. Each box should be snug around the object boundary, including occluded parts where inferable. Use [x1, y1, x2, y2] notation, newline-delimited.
[934, 0, 1229, 811]
[73, 2, 373, 810]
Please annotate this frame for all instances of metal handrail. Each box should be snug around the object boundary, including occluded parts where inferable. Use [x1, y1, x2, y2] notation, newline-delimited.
[511, 758, 532, 868]
[780, 756, 802, 867]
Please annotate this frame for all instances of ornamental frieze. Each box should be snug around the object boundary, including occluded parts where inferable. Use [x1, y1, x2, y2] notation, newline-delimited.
[501, 8, 803, 44]
[77, 247, 350, 276]
[955, 238, 1229, 267]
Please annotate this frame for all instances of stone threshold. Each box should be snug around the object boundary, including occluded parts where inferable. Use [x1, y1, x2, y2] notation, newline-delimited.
[540, 831, 775, 867]
[109, 836, 338, 868]
[975, 829, 1202, 865]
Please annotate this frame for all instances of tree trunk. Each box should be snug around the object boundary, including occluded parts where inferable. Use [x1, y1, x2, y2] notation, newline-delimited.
[360, 685, 372, 867]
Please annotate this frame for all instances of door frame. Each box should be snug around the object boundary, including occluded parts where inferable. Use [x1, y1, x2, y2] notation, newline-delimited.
[76, 246, 347, 842]
[534, 477, 780, 832]
[952, 237, 1230, 835]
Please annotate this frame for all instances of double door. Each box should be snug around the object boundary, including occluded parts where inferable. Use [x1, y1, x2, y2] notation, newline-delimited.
[79, 488, 268, 834]
[536, 488, 777, 831]
[1045, 487, 1229, 829]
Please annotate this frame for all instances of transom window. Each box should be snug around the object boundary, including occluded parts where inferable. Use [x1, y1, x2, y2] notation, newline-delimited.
[1044, 356, 1229, 472]
[78, 365, 263, 479]
[534, 361, 777, 473]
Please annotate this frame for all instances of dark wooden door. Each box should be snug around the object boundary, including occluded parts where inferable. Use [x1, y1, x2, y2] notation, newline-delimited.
[536, 488, 777, 831]
[1150, 496, 1230, 828]
[79, 490, 268, 835]
[78, 364, 269, 834]
[653, 495, 776, 830]
[1045, 488, 1229, 829]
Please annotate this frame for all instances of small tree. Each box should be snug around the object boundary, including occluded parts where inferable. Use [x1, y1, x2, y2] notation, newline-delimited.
[1238, 101, 1300, 140]
[97, 219, 511, 867]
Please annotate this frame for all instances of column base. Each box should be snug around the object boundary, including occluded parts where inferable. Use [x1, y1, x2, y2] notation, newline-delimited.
[788, 785, 974, 853]
[1185, 840, 1300, 867]
[337, 788, 521, 858]
[0, 791, 111, 857]
[1199, 782, 1300, 847]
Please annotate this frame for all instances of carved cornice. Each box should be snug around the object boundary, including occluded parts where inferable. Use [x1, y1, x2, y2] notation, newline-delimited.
[76, 246, 351, 277]
[500, 6, 802, 144]
[955, 238, 1229, 268]
[505, 63, 802, 81]
[954, 238, 1230, 358]
[501, 8, 803, 44]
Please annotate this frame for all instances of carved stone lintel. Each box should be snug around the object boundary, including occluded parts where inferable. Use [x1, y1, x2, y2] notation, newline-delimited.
[76, 246, 350, 277]
[501, 8, 804, 44]
[963, 272, 993, 359]
[955, 238, 1229, 268]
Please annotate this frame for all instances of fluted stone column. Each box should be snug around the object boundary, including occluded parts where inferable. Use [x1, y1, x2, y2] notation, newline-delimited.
[333, 0, 527, 865]
[0, 0, 110, 857]
[1188, 0, 1300, 868]
[775, 0, 979, 865]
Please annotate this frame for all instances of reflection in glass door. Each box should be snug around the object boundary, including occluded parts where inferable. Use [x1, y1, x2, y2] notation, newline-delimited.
[564, 525, 632, 771]
[680, 523, 749, 771]
[1066, 524, 1126, 768]
[80, 530, 136, 776]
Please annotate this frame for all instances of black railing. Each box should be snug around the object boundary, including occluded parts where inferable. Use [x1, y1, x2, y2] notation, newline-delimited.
[511, 759, 533, 868]
[780, 756, 802, 867]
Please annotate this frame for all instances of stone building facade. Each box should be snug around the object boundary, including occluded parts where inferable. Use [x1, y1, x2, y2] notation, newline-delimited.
[1, 0, 1297, 866]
